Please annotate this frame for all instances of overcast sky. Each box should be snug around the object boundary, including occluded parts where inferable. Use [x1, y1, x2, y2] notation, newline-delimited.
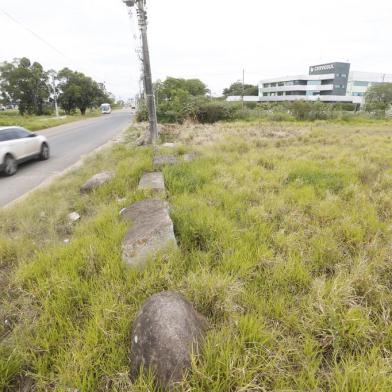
[1, 0, 391, 99]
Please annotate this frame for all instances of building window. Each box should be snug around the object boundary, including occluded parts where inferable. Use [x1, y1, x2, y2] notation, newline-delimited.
[335, 84, 345, 89]
[263, 83, 270, 88]
[293, 80, 307, 85]
[278, 82, 284, 87]
[336, 73, 347, 78]
[308, 80, 322, 85]
[352, 92, 364, 96]
[271, 83, 277, 87]
[353, 81, 369, 87]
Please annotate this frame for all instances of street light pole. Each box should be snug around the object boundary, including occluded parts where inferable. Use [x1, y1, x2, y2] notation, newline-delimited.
[123, 0, 158, 144]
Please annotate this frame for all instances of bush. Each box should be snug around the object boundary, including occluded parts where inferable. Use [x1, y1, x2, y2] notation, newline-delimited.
[196, 102, 236, 124]
[269, 111, 293, 122]
[290, 101, 313, 121]
[136, 103, 148, 122]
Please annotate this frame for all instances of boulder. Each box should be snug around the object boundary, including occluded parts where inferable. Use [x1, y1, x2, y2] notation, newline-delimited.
[80, 171, 114, 193]
[121, 200, 176, 267]
[138, 172, 165, 192]
[130, 291, 208, 389]
[153, 155, 178, 169]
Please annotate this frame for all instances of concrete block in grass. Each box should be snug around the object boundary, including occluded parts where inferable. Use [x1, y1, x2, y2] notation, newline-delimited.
[153, 155, 178, 169]
[80, 171, 114, 193]
[121, 200, 176, 267]
[138, 172, 165, 192]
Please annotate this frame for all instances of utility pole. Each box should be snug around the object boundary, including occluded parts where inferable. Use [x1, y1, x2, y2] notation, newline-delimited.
[123, 0, 158, 143]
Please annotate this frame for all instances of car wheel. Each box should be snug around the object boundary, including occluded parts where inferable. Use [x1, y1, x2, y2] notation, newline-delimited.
[39, 143, 50, 160]
[3, 155, 17, 176]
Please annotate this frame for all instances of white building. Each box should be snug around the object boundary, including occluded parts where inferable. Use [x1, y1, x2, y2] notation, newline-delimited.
[257, 62, 392, 106]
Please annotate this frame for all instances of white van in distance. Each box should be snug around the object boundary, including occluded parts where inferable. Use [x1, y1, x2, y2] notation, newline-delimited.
[100, 103, 112, 114]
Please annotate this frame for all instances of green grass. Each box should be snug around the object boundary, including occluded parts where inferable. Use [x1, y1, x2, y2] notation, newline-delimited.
[0, 110, 101, 131]
[2, 121, 392, 391]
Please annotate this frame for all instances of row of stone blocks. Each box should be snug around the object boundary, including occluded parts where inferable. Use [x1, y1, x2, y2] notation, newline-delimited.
[124, 155, 206, 389]
[79, 152, 205, 389]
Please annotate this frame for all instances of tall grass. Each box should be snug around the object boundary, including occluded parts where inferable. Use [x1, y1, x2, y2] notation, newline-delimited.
[1, 121, 392, 390]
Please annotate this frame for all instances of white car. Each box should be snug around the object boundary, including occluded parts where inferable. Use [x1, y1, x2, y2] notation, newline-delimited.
[0, 126, 50, 176]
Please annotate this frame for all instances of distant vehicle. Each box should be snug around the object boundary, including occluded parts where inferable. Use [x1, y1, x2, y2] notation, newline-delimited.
[0, 105, 5, 111]
[0, 126, 50, 176]
[100, 103, 112, 114]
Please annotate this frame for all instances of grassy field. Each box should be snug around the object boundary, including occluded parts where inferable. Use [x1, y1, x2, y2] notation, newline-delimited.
[1, 120, 392, 391]
[0, 110, 101, 131]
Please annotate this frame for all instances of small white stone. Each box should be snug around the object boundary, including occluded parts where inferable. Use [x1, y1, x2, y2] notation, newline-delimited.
[68, 212, 80, 223]
[162, 143, 175, 148]
[134, 335, 138, 344]
[119, 208, 127, 216]
[64, 239, 70, 244]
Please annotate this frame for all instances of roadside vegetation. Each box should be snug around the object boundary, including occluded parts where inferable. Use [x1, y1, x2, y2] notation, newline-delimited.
[0, 57, 114, 118]
[0, 109, 101, 131]
[137, 77, 392, 125]
[2, 119, 392, 391]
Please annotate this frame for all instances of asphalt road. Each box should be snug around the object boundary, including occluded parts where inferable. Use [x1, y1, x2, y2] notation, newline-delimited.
[0, 110, 132, 208]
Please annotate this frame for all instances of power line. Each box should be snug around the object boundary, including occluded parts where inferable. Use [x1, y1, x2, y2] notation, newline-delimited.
[0, 8, 69, 59]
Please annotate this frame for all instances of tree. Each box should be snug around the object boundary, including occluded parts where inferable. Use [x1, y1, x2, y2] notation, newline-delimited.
[57, 68, 111, 115]
[148, 77, 209, 123]
[154, 77, 207, 102]
[223, 82, 259, 97]
[365, 83, 392, 115]
[0, 58, 50, 115]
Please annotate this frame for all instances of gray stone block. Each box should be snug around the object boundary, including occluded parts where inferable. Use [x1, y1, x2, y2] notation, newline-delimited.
[80, 171, 115, 193]
[121, 200, 177, 267]
[130, 291, 208, 389]
[153, 155, 178, 168]
[183, 152, 198, 162]
[138, 172, 165, 192]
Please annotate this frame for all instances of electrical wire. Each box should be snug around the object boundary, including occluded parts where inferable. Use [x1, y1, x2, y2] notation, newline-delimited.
[0, 8, 69, 59]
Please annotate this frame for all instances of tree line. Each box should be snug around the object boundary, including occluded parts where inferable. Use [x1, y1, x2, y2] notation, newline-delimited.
[0, 58, 113, 116]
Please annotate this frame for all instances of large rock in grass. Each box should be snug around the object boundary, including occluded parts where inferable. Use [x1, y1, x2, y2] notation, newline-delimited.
[80, 171, 114, 193]
[130, 291, 208, 389]
[121, 200, 177, 267]
[153, 155, 178, 169]
[138, 172, 165, 192]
